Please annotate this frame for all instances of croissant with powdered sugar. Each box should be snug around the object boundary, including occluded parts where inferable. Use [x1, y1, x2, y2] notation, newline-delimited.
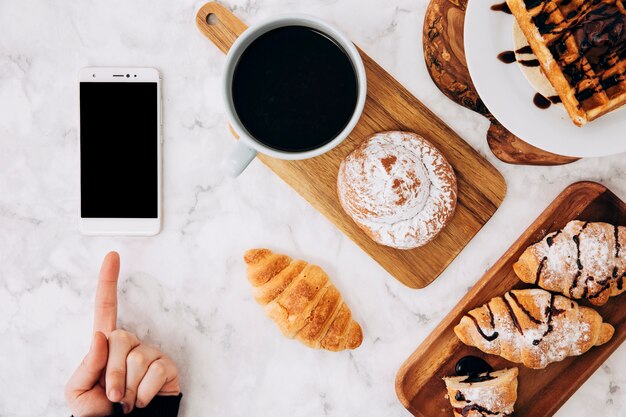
[454, 289, 614, 369]
[514, 220, 625, 306]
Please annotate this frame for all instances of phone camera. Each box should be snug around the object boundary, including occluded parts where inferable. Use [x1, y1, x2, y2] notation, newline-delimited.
[126, 74, 130, 78]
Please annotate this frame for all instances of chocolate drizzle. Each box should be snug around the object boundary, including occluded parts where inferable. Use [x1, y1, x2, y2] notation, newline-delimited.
[503, 296, 524, 335]
[532, 292, 568, 346]
[521, 58, 541, 67]
[549, 95, 563, 103]
[569, 222, 590, 297]
[509, 291, 543, 324]
[546, 229, 563, 246]
[498, 50, 542, 66]
[454, 404, 502, 416]
[535, 293, 565, 344]
[589, 283, 610, 299]
[535, 256, 548, 284]
[533, 4, 558, 35]
[455, 391, 470, 402]
[460, 373, 497, 384]
[491, 2, 512, 14]
[468, 313, 499, 341]
[573, 234, 583, 269]
[581, 276, 594, 299]
[614, 224, 621, 258]
[516, 45, 534, 54]
[546, 233, 555, 247]
[570, 270, 581, 298]
[532, 92, 561, 110]
[486, 303, 496, 328]
[548, 3, 626, 105]
[573, 4, 626, 65]
[524, 0, 545, 10]
[501, 290, 569, 344]
[497, 50, 517, 63]
[534, 93, 552, 109]
[525, 0, 626, 109]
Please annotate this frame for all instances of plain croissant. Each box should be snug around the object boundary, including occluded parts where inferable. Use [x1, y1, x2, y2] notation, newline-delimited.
[243, 249, 363, 351]
[454, 289, 614, 369]
[514, 220, 625, 306]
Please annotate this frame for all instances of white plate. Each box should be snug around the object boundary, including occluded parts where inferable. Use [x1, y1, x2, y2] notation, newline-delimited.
[464, 2, 626, 158]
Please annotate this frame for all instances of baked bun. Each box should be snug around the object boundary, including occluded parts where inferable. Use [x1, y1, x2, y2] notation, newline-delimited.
[337, 131, 457, 249]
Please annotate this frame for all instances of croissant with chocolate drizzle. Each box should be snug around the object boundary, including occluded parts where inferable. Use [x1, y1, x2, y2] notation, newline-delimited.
[454, 289, 614, 369]
[514, 221, 625, 306]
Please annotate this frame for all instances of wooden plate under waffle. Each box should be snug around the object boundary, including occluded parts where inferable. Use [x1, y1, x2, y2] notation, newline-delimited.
[424, 0, 579, 165]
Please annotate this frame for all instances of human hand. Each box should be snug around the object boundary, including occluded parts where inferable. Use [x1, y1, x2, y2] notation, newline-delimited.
[65, 252, 180, 416]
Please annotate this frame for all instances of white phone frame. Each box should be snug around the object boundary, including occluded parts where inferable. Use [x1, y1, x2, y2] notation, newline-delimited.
[78, 67, 162, 236]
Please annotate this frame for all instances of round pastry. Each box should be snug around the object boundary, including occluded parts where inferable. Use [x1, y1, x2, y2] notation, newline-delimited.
[337, 131, 457, 250]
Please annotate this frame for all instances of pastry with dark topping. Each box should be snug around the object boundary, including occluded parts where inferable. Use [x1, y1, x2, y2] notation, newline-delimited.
[507, 0, 626, 125]
[443, 367, 518, 417]
[454, 289, 614, 368]
[514, 220, 625, 306]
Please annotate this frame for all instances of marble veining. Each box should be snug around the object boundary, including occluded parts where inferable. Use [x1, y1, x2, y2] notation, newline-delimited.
[0, 0, 624, 416]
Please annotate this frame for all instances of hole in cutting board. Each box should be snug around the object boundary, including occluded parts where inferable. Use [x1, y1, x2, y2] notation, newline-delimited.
[206, 13, 218, 25]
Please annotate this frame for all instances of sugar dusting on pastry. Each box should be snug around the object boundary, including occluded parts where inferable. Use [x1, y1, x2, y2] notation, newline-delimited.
[454, 288, 614, 369]
[337, 131, 457, 250]
[516, 220, 626, 306]
[443, 367, 518, 417]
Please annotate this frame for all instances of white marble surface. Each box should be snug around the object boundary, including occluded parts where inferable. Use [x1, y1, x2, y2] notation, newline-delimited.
[0, 0, 625, 416]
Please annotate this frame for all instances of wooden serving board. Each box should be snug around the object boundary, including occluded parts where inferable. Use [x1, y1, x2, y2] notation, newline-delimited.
[195, 2, 506, 289]
[396, 181, 626, 416]
[424, 0, 579, 166]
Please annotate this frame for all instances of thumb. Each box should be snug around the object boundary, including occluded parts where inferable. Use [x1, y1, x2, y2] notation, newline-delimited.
[65, 332, 109, 400]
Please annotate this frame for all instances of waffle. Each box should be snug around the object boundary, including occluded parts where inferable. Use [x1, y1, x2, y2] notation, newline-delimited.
[506, 0, 626, 126]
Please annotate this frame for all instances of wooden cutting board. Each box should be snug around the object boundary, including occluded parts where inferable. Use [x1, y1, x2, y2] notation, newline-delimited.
[196, 2, 506, 289]
[396, 181, 626, 416]
[424, 0, 579, 166]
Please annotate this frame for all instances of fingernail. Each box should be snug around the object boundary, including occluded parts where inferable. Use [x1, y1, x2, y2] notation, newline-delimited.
[109, 389, 122, 402]
[122, 402, 131, 414]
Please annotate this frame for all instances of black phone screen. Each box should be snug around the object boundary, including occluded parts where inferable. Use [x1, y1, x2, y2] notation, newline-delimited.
[80, 82, 158, 218]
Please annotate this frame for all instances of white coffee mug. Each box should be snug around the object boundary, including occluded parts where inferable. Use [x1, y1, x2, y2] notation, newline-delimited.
[221, 15, 367, 177]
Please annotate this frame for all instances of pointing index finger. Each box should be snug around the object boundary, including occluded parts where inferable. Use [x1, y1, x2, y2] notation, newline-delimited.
[93, 251, 120, 335]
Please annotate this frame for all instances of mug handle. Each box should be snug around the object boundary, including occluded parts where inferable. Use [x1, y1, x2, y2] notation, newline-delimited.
[221, 141, 257, 177]
[198, 3, 254, 177]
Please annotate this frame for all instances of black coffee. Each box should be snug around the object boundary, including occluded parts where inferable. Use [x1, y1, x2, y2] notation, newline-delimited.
[232, 25, 359, 153]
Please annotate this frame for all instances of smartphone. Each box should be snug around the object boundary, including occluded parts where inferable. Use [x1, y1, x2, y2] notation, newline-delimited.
[79, 67, 162, 235]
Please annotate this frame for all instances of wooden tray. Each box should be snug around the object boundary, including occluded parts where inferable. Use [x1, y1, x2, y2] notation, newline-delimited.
[396, 181, 626, 416]
[424, 0, 579, 166]
[195, 2, 507, 289]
